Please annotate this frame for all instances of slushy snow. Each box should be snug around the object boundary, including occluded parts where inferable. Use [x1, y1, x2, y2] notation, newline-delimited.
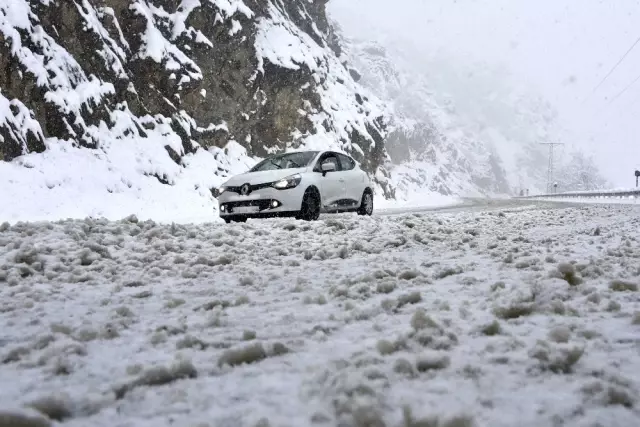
[1, 201, 639, 427]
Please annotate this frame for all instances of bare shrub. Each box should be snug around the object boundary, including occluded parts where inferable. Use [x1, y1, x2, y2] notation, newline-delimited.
[553, 263, 582, 286]
[493, 302, 534, 320]
[114, 359, 197, 399]
[547, 326, 571, 343]
[481, 320, 502, 336]
[528, 340, 584, 374]
[0, 409, 52, 427]
[243, 330, 257, 341]
[609, 280, 638, 292]
[411, 309, 439, 331]
[416, 352, 450, 372]
[377, 339, 401, 356]
[399, 270, 420, 280]
[434, 266, 463, 280]
[27, 395, 72, 421]
[397, 291, 422, 308]
[218, 343, 267, 367]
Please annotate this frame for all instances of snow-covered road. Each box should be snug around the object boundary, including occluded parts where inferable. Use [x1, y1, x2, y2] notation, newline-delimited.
[1, 202, 640, 427]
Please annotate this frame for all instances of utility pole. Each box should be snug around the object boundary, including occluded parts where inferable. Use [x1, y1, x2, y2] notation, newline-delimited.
[635, 170, 640, 187]
[518, 176, 523, 197]
[540, 142, 564, 193]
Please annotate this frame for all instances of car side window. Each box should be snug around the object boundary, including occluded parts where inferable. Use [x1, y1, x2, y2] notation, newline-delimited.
[337, 154, 355, 171]
[315, 154, 341, 172]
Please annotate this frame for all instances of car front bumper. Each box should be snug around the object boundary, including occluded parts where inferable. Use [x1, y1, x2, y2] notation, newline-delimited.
[217, 185, 305, 218]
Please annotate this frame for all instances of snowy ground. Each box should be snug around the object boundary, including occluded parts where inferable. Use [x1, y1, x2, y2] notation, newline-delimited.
[0, 141, 461, 226]
[1, 201, 640, 427]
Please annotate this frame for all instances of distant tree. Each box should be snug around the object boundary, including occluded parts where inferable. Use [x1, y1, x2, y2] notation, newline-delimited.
[557, 151, 608, 191]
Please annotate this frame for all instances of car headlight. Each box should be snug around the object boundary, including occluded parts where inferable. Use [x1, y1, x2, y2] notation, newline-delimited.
[273, 174, 302, 190]
[216, 186, 227, 197]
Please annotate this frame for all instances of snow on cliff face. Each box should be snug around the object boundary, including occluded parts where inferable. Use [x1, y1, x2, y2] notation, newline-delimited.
[0, 0, 391, 223]
[338, 37, 551, 197]
[329, 26, 609, 198]
[254, 3, 386, 166]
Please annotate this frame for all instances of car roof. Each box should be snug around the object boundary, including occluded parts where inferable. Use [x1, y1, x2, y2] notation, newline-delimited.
[271, 150, 319, 155]
[270, 149, 354, 160]
[322, 150, 354, 158]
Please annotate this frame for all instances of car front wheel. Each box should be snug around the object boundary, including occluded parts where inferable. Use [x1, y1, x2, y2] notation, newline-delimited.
[357, 190, 373, 216]
[297, 188, 321, 221]
[224, 216, 247, 224]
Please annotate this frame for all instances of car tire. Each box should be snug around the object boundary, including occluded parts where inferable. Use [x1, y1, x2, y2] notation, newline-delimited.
[224, 216, 247, 223]
[297, 187, 321, 221]
[357, 189, 374, 216]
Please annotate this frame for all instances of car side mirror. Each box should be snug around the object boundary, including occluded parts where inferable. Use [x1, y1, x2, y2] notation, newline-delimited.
[321, 162, 336, 176]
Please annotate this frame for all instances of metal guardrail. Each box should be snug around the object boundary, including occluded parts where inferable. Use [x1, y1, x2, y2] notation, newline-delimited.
[516, 189, 640, 199]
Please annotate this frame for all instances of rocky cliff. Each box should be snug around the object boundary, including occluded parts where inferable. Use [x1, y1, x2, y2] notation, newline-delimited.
[0, 0, 392, 221]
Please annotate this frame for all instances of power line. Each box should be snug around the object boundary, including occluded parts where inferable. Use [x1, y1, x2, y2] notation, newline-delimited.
[595, 70, 640, 119]
[589, 33, 640, 95]
[607, 70, 640, 106]
[623, 90, 640, 111]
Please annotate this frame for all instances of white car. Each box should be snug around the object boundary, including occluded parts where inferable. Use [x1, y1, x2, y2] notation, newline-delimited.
[216, 150, 374, 223]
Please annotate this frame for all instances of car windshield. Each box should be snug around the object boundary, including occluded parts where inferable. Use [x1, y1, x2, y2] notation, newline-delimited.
[249, 151, 319, 172]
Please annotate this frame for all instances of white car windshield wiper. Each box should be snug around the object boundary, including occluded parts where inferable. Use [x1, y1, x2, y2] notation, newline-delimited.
[288, 159, 302, 168]
[270, 159, 282, 169]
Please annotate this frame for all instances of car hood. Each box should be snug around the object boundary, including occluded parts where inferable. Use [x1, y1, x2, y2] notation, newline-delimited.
[222, 168, 307, 186]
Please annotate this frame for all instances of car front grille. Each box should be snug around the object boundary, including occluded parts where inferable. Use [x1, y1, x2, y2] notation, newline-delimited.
[225, 182, 273, 194]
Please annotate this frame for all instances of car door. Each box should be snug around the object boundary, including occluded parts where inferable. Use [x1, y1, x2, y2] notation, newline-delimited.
[313, 152, 344, 207]
[337, 153, 363, 205]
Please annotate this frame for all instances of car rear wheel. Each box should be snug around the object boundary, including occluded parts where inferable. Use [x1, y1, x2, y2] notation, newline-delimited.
[297, 188, 321, 221]
[357, 190, 373, 216]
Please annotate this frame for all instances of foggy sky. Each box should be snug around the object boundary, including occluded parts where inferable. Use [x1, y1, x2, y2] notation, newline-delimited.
[329, 0, 640, 187]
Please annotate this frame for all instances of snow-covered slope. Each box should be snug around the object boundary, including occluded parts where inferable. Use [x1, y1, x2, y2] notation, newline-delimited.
[330, 29, 609, 198]
[1, 1, 610, 224]
[0, 0, 392, 223]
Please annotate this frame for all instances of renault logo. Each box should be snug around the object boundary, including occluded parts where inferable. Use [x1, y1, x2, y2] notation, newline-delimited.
[240, 183, 251, 196]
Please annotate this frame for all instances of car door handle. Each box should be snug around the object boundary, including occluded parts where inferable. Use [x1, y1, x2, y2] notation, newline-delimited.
[339, 178, 345, 182]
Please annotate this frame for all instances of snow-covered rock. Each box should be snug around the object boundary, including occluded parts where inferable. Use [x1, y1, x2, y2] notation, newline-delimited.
[0, 0, 390, 222]
[0, 0, 611, 223]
